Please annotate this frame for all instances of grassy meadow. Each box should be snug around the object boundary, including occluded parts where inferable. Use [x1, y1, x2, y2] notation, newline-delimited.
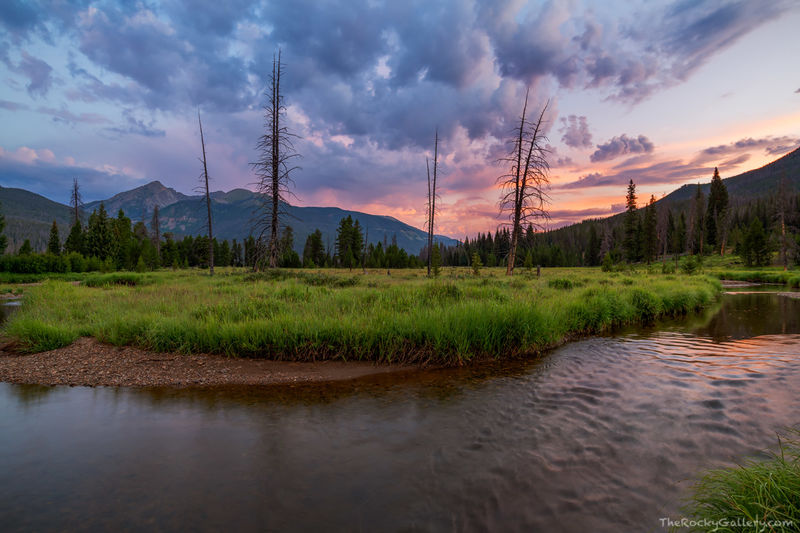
[1, 266, 721, 363]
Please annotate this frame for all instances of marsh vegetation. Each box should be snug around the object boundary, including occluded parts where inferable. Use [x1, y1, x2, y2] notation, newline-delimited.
[2, 267, 720, 362]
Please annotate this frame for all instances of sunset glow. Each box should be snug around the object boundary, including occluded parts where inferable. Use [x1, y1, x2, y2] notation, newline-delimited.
[1, 1, 799, 237]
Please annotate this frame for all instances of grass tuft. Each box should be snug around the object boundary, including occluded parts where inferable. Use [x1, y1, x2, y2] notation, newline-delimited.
[682, 429, 800, 532]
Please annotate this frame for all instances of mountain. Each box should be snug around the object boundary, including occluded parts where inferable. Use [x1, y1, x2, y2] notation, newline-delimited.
[0, 186, 73, 253]
[1, 182, 459, 255]
[155, 188, 459, 254]
[85, 180, 190, 221]
[660, 146, 800, 207]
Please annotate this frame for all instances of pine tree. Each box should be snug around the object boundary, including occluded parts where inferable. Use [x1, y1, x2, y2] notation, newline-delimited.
[642, 195, 658, 264]
[151, 205, 161, 265]
[431, 243, 442, 277]
[742, 217, 769, 267]
[623, 180, 639, 263]
[18, 239, 33, 255]
[303, 229, 325, 267]
[690, 185, 706, 255]
[48, 220, 60, 255]
[706, 167, 729, 253]
[113, 210, 133, 270]
[64, 220, 85, 255]
[86, 204, 113, 260]
[586, 224, 600, 266]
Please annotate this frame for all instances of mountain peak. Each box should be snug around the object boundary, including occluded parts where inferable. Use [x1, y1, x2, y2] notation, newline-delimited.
[85, 179, 190, 220]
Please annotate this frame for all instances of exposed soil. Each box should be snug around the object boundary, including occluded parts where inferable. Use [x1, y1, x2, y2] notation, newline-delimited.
[0, 337, 417, 388]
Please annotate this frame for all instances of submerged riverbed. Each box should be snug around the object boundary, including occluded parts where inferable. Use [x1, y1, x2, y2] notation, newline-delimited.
[1, 292, 799, 532]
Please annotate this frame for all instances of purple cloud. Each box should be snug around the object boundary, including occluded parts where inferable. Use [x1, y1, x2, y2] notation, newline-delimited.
[560, 115, 592, 149]
[696, 136, 800, 162]
[590, 134, 654, 162]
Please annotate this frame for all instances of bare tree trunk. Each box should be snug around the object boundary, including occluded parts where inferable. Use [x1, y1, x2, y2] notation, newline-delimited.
[426, 131, 439, 277]
[70, 178, 82, 227]
[426, 157, 432, 277]
[198, 111, 214, 275]
[504, 91, 550, 276]
[253, 50, 300, 271]
[269, 53, 281, 269]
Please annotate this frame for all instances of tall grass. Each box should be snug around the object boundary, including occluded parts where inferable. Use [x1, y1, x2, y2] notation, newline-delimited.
[682, 429, 800, 533]
[1, 268, 721, 363]
[714, 270, 800, 288]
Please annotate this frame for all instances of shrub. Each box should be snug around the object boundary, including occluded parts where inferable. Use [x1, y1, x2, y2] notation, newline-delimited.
[601, 252, 614, 272]
[548, 278, 574, 290]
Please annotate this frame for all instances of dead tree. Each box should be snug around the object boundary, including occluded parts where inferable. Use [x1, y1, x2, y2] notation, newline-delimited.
[425, 131, 440, 277]
[70, 178, 82, 227]
[198, 111, 214, 275]
[252, 50, 300, 269]
[498, 89, 551, 275]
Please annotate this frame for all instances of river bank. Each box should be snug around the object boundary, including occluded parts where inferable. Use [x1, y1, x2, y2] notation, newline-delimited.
[0, 337, 415, 387]
[0, 268, 722, 386]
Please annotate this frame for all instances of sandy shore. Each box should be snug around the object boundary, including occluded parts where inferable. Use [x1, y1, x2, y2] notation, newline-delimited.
[0, 337, 417, 388]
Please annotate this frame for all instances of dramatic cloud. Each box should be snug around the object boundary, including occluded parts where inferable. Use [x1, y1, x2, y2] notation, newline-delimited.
[2, 50, 53, 97]
[560, 115, 592, 149]
[0, 0, 797, 235]
[590, 134, 654, 162]
[0, 150, 144, 200]
[696, 136, 800, 162]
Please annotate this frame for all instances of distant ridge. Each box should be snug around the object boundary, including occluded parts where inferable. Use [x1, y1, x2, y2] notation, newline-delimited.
[660, 145, 800, 207]
[1, 183, 459, 255]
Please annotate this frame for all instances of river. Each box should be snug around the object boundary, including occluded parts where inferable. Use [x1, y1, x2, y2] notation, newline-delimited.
[1, 292, 799, 532]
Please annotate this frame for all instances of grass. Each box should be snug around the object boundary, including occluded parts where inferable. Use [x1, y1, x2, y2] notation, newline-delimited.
[682, 429, 800, 533]
[0, 267, 721, 363]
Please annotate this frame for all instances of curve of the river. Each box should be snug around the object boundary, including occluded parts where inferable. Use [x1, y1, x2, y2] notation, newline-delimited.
[1, 292, 799, 532]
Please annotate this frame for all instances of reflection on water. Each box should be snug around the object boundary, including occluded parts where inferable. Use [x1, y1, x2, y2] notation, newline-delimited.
[1, 294, 800, 532]
[0, 299, 20, 326]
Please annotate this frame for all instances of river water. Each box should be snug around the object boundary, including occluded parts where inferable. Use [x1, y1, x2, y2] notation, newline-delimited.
[1, 293, 799, 532]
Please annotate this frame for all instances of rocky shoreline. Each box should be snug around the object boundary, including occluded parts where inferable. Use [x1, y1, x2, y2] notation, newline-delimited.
[0, 337, 416, 388]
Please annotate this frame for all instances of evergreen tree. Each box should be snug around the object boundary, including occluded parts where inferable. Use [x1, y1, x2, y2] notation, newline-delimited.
[586, 224, 600, 266]
[86, 204, 114, 260]
[64, 220, 85, 256]
[18, 239, 33, 255]
[642, 195, 658, 264]
[113, 210, 133, 270]
[666, 209, 675, 255]
[431, 243, 442, 277]
[623, 180, 639, 262]
[151, 205, 161, 263]
[278, 226, 301, 267]
[302, 229, 325, 267]
[677, 212, 687, 255]
[689, 185, 706, 255]
[47, 220, 60, 255]
[0, 202, 7, 255]
[741, 217, 769, 267]
[706, 167, 729, 253]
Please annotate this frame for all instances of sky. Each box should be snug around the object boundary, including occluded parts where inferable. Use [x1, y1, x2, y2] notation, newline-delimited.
[1, 0, 799, 238]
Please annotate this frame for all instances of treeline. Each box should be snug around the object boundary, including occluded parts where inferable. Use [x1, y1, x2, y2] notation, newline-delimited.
[0, 204, 428, 273]
[431, 168, 798, 270]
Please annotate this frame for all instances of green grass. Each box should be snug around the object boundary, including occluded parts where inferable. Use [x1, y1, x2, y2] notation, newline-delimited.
[0, 267, 722, 363]
[682, 429, 800, 532]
